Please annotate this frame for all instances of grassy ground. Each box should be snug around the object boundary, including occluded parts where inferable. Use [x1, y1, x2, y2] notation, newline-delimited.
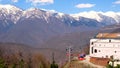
[62, 60, 97, 68]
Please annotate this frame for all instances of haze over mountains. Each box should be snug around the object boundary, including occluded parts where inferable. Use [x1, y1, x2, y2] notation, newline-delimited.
[0, 4, 120, 49]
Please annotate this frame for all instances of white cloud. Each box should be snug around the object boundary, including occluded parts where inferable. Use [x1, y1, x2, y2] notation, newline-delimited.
[26, 0, 54, 6]
[12, 0, 18, 3]
[75, 3, 95, 8]
[113, 0, 120, 4]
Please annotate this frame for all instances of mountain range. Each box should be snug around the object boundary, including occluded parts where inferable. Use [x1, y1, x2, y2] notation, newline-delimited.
[1, 4, 120, 65]
[0, 4, 120, 49]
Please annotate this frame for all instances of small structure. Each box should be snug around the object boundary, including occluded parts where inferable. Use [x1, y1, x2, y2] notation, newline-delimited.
[89, 33, 120, 66]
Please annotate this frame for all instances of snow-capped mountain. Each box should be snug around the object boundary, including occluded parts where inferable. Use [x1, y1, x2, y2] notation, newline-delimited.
[0, 4, 22, 23]
[0, 4, 120, 48]
[0, 4, 23, 33]
[102, 11, 120, 23]
[71, 11, 103, 22]
[71, 11, 120, 25]
[0, 4, 120, 28]
[0, 4, 120, 34]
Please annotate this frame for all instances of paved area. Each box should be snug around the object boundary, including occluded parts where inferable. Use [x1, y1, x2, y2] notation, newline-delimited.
[80, 55, 106, 68]
[63, 55, 106, 68]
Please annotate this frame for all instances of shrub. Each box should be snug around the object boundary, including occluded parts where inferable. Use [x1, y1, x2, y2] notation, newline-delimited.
[0, 58, 6, 68]
[106, 64, 113, 68]
[50, 63, 58, 68]
[115, 64, 120, 68]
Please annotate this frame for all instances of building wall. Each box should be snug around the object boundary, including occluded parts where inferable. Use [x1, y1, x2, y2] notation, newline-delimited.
[90, 39, 120, 59]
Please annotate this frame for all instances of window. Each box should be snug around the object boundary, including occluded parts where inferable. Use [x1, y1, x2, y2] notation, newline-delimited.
[94, 49, 97, 53]
[91, 47, 93, 54]
[109, 39, 111, 42]
[106, 55, 108, 58]
[91, 42, 94, 45]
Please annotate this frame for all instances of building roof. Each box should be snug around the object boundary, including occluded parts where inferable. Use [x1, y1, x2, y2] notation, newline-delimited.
[96, 33, 120, 39]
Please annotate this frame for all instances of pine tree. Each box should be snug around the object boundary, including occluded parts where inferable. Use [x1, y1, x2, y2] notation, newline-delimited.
[19, 59, 24, 68]
[0, 58, 6, 68]
[50, 52, 58, 68]
[28, 57, 32, 68]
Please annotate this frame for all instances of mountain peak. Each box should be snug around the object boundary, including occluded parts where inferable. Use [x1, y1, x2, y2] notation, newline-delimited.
[26, 8, 41, 11]
[0, 4, 22, 12]
[0, 4, 14, 9]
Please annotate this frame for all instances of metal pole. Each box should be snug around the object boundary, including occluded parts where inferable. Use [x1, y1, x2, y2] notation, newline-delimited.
[110, 55, 114, 68]
[68, 46, 71, 63]
[112, 61, 114, 68]
[52, 52, 55, 64]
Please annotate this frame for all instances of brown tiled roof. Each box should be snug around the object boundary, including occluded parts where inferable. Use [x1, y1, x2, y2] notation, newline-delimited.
[96, 33, 120, 38]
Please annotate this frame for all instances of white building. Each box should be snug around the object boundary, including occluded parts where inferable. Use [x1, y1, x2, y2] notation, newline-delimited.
[90, 33, 120, 65]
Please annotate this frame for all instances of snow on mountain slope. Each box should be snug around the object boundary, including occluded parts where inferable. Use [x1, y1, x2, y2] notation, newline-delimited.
[71, 11, 103, 22]
[0, 4, 23, 24]
[0, 4, 22, 13]
[71, 11, 120, 24]
[101, 11, 120, 23]
[0, 4, 120, 27]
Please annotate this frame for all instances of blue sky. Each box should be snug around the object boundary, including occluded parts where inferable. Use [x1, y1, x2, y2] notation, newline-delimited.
[0, 0, 120, 14]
